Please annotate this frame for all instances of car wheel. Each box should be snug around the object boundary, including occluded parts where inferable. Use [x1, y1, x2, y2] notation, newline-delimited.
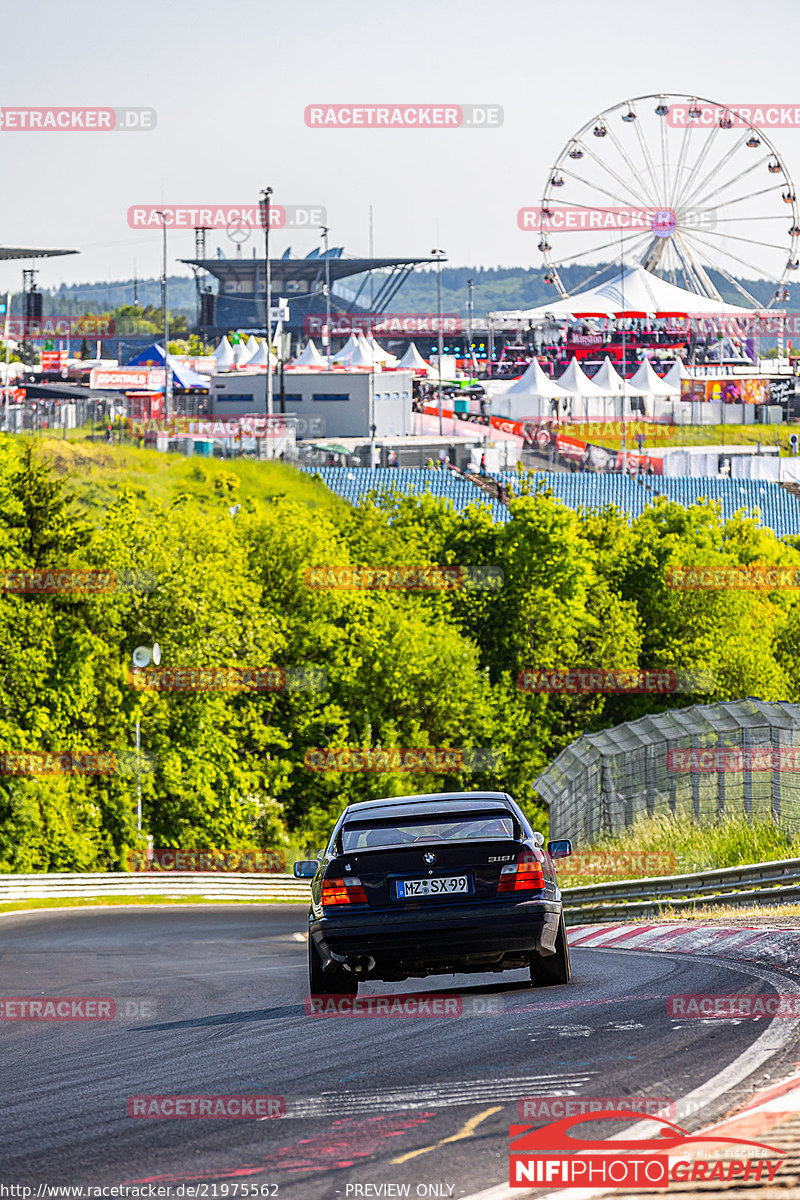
[308, 935, 358, 996]
[530, 915, 571, 986]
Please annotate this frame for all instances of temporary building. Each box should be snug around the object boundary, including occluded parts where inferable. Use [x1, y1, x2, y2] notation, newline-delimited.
[293, 339, 327, 368]
[247, 340, 278, 368]
[330, 334, 361, 365]
[489, 264, 756, 324]
[245, 335, 260, 356]
[662, 360, 691, 390]
[213, 337, 235, 370]
[591, 358, 627, 395]
[505, 357, 569, 398]
[397, 342, 429, 371]
[367, 334, 399, 367]
[628, 357, 679, 397]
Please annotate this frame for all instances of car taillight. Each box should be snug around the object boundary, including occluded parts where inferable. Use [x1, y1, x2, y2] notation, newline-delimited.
[321, 876, 368, 906]
[497, 851, 545, 893]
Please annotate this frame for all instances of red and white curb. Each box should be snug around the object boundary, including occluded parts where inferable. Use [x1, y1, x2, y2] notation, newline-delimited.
[463, 924, 800, 1199]
[567, 921, 800, 970]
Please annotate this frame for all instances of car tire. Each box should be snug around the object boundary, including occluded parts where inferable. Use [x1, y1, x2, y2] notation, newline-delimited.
[308, 935, 358, 996]
[530, 914, 571, 987]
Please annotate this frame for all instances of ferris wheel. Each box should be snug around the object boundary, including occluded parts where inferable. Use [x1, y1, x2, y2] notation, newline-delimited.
[539, 94, 799, 309]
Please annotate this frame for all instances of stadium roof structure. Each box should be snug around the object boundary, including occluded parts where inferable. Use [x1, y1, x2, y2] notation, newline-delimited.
[0, 246, 78, 260]
[537, 698, 800, 843]
[180, 253, 437, 285]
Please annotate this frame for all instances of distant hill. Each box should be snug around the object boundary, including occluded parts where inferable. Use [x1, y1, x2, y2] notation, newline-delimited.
[26, 263, 786, 323]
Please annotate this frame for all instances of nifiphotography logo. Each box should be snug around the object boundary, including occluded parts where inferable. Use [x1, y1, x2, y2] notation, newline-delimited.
[508, 1111, 785, 1188]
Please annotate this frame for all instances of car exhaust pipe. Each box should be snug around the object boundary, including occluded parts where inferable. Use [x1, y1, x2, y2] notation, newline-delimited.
[326, 950, 375, 975]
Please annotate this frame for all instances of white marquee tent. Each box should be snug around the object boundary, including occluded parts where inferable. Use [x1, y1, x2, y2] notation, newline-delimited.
[628, 357, 679, 397]
[591, 358, 627, 395]
[213, 337, 235, 370]
[397, 342, 429, 371]
[489, 264, 757, 324]
[662, 359, 691, 389]
[293, 339, 327, 368]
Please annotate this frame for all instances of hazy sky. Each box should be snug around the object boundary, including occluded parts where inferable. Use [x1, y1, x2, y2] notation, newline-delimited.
[4, 0, 800, 299]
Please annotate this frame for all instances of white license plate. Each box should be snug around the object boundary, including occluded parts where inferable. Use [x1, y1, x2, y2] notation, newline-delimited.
[396, 875, 469, 898]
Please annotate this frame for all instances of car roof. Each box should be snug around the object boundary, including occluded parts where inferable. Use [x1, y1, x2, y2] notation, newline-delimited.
[342, 792, 516, 820]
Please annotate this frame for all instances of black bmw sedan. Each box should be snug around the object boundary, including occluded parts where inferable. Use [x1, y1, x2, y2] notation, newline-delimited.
[294, 791, 572, 995]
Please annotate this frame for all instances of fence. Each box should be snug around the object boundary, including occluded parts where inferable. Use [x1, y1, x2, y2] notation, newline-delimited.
[537, 699, 800, 845]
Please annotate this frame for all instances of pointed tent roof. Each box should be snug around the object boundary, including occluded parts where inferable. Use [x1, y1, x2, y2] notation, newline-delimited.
[489, 264, 756, 323]
[232, 341, 253, 366]
[505, 357, 568, 398]
[591, 357, 627, 395]
[662, 359, 691, 389]
[555, 356, 607, 397]
[397, 342, 429, 370]
[628, 357, 679, 396]
[245, 335, 260, 355]
[367, 334, 399, 367]
[293, 339, 327, 368]
[125, 342, 207, 389]
[347, 338, 374, 368]
[330, 333, 361, 364]
[213, 337, 234, 369]
[247, 339, 278, 368]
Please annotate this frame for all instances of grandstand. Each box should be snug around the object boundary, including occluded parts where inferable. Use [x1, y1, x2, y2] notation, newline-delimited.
[303, 467, 510, 523]
[305, 467, 800, 538]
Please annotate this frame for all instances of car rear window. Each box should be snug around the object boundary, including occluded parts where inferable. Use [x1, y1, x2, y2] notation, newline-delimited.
[340, 814, 516, 852]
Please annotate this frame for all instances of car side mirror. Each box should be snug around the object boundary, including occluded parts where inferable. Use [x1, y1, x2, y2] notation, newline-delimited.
[293, 859, 319, 879]
[547, 839, 572, 858]
[532, 832, 545, 847]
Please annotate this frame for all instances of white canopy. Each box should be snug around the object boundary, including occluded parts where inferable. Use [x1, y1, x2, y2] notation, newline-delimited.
[330, 334, 361, 365]
[490, 264, 756, 323]
[367, 334, 399, 367]
[232, 341, 253, 366]
[505, 357, 568, 398]
[628, 357, 679, 397]
[293, 339, 327, 368]
[397, 342, 429, 370]
[662, 359, 691, 389]
[347, 338, 374, 368]
[554, 356, 607, 397]
[591, 358, 627, 395]
[247, 339, 278, 368]
[213, 337, 234, 370]
[245, 335, 260, 355]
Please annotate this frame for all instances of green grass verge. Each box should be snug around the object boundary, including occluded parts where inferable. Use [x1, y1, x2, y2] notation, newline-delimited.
[22, 437, 348, 519]
[560, 814, 800, 887]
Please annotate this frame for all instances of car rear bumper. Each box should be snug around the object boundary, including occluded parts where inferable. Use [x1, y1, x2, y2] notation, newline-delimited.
[310, 897, 562, 974]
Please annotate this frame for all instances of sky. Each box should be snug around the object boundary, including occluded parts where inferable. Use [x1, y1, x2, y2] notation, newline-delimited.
[3, 0, 800, 304]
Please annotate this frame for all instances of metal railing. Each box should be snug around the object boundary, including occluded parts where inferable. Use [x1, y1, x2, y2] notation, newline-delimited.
[0, 872, 311, 903]
[562, 856, 800, 923]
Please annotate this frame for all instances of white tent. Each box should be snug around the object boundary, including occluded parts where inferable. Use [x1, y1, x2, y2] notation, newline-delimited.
[629, 357, 679, 397]
[232, 341, 253, 366]
[505, 357, 568, 398]
[347, 338, 374, 368]
[330, 334, 361, 364]
[555, 357, 607, 397]
[397, 342, 429, 371]
[367, 334, 399, 367]
[245, 335, 260, 356]
[591, 358, 627, 395]
[247, 339, 278, 368]
[490, 264, 756, 324]
[213, 337, 234, 370]
[662, 360, 691, 390]
[293, 339, 327, 368]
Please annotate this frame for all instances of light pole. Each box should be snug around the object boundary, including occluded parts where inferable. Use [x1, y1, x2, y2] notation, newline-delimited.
[321, 225, 332, 371]
[619, 232, 627, 475]
[432, 249, 446, 435]
[260, 188, 273, 420]
[467, 278, 474, 384]
[131, 642, 160, 834]
[156, 213, 172, 418]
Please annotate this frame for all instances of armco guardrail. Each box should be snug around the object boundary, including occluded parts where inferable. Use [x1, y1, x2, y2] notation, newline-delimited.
[561, 856, 800, 924]
[0, 872, 311, 902]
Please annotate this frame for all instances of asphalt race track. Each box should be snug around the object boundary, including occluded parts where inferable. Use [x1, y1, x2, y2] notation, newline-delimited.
[2, 905, 799, 1198]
